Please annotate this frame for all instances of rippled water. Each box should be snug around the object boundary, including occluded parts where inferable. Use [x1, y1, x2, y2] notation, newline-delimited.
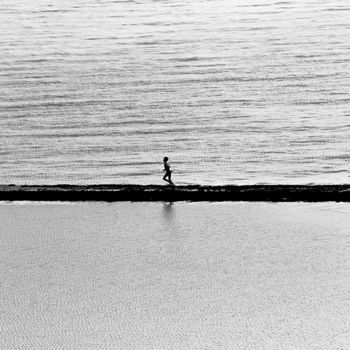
[1, 0, 349, 185]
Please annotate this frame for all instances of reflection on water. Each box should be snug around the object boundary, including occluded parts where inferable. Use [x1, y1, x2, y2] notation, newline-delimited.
[162, 201, 174, 220]
[0, 0, 349, 185]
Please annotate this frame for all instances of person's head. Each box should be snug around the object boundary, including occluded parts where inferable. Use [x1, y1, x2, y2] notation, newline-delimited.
[163, 157, 168, 163]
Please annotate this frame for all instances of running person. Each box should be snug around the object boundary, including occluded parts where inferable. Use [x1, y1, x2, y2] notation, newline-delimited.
[163, 157, 174, 186]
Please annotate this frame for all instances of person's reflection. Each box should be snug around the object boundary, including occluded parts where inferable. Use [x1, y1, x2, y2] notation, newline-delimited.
[162, 201, 181, 243]
[162, 201, 175, 223]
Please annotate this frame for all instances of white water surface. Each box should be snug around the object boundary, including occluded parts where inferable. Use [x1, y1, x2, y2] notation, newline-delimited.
[0, 0, 350, 185]
[0, 201, 349, 349]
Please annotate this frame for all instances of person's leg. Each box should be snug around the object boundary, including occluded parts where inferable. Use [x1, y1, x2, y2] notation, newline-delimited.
[163, 173, 170, 183]
[168, 172, 174, 185]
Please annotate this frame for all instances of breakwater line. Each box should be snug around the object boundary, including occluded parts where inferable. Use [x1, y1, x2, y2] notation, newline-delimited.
[1, 185, 350, 202]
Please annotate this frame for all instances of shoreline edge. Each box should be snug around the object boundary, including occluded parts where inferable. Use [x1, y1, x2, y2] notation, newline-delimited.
[1, 184, 350, 202]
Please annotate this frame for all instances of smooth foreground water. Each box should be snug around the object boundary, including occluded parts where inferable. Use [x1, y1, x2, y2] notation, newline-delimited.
[0, 0, 349, 185]
[0, 201, 349, 349]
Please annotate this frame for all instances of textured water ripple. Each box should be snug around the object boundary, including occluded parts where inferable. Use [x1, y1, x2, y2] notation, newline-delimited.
[0, 0, 349, 185]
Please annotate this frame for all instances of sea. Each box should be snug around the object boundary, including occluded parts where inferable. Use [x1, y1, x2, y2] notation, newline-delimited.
[1, 0, 349, 185]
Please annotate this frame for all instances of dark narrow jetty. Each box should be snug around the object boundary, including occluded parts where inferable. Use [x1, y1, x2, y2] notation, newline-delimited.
[1, 185, 350, 202]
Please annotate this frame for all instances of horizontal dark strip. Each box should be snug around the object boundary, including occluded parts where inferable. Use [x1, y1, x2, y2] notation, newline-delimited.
[1, 185, 350, 202]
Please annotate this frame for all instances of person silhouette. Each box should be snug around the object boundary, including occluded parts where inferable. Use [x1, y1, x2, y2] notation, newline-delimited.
[163, 157, 174, 186]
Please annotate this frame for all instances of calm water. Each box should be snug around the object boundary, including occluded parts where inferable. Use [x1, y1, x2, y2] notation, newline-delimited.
[1, 0, 349, 185]
[1, 202, 349, 349]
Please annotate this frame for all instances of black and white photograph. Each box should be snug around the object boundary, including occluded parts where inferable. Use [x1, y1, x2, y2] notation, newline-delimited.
[1, 0, 349, 348]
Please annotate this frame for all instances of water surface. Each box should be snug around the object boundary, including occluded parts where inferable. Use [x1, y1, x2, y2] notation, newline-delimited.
[0, 0, 349, 185]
